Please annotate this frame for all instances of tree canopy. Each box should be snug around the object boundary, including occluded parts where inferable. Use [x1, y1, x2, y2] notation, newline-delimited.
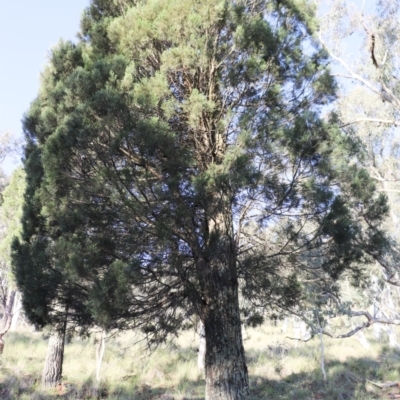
[12, 0, 390, 398]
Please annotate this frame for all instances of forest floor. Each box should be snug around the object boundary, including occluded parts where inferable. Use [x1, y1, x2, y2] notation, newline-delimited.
[0, 322, 400, 399]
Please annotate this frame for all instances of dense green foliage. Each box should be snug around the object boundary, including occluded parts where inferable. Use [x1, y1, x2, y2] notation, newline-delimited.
[11, 0, 391, 396]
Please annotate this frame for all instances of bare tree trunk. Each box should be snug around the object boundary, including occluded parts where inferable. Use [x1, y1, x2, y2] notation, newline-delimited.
[281, 317, 288, 333]
[317, 316, 327, 381]
[386, 325, 399, 348]
[355, 330, 370, 348]
[198, 320, 206, 372]
[96, 330, 106, 382]
[386, 288, 400, 347]
[0, 290, 16, 353]
[373, 323, 382, 339]
[10, 292, 21, 331]
[42, 330, 65, 387]
[293, 317, 309, 347]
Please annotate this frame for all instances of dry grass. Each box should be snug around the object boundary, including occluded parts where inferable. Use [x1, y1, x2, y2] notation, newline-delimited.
[0, 322, 400, 399]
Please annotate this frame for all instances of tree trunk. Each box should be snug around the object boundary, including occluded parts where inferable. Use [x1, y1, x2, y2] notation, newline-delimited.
[355, 329, 370, 348]
[10, 292, 20, 331]
[386, 325, 399, 348]
[42, 330, 65, 387]
[96, 329, 106, 382]
[198, 320, 206, 372]
[203, 273, 249, 400]
[196, 203, 249, 399]
[0, 290, 16, 354]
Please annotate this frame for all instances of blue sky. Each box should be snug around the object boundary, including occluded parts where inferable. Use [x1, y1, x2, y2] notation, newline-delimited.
[0, 0, 89, 173]
[0, 0, 376, 176]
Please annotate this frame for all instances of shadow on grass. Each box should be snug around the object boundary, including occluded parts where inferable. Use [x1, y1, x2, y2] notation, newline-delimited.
[1, 345, 400, 399]
[249, 349, 400, 400]
[0, 372, 205, 399]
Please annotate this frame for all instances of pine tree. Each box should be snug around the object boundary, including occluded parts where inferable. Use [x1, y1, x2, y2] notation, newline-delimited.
[13, 0, 389, 398]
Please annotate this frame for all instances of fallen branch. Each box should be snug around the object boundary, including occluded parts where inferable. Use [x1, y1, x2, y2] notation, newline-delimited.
[367, 380, 399, 389]
[343, 369, 363, 384]
[285, 334, 313, 343]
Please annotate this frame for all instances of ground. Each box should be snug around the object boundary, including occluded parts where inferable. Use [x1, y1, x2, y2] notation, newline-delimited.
[0, 321, 400, 399]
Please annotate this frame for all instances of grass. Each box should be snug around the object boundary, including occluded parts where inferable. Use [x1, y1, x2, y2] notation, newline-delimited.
[0, 322, 400, 399]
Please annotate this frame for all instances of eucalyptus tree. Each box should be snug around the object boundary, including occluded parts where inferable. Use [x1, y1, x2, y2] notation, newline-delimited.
[0, 169, 25, 352]
[316, 0, 400, 341]
[0, 130, 24, 347]
[12, 0, 389, 398]
[318, 0, 400, 202]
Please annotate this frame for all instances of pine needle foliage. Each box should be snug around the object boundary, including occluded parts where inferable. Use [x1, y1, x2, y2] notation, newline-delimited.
[12, 0, 390, 397]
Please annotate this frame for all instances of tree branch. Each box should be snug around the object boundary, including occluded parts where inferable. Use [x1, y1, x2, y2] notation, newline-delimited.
[319, 32, 383, 97]
[377, 189, 400, 194]
[340, 118, 400, 128]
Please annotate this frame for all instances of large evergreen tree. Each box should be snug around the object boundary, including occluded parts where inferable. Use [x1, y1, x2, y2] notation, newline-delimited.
[13, 0, 389, 398]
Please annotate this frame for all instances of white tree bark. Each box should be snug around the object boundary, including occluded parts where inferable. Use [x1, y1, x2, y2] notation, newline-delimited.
[10, 291, 21, 331]
[96, 330, 106, 382]
[198, 320, 206, 372]
[281, 317, 288, 333]
[0, 289, 16, 353]
[355, 330, 370, 348]
[317, 316, 327, 381]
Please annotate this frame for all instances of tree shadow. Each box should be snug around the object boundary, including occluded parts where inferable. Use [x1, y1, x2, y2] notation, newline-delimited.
[0, 371, 205, 399]
[248, 348, 400, 400]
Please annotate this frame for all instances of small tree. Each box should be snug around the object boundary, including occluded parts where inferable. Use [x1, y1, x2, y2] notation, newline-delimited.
[0, 166, 25, 351]
[11, 148, 95, 386]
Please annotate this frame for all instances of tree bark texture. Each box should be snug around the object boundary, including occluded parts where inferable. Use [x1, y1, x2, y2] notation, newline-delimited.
[203, 268, 249, 399]
[42, 331, 65, 387]
[197, 206, 249, 399]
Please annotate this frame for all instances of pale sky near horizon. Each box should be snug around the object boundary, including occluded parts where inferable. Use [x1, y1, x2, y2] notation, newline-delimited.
[0, 0, 89, 174]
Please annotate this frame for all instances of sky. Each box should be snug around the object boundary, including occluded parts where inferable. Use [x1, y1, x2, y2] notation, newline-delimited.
[0, 0, 90, 174]
[0, 0, 378, 176]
